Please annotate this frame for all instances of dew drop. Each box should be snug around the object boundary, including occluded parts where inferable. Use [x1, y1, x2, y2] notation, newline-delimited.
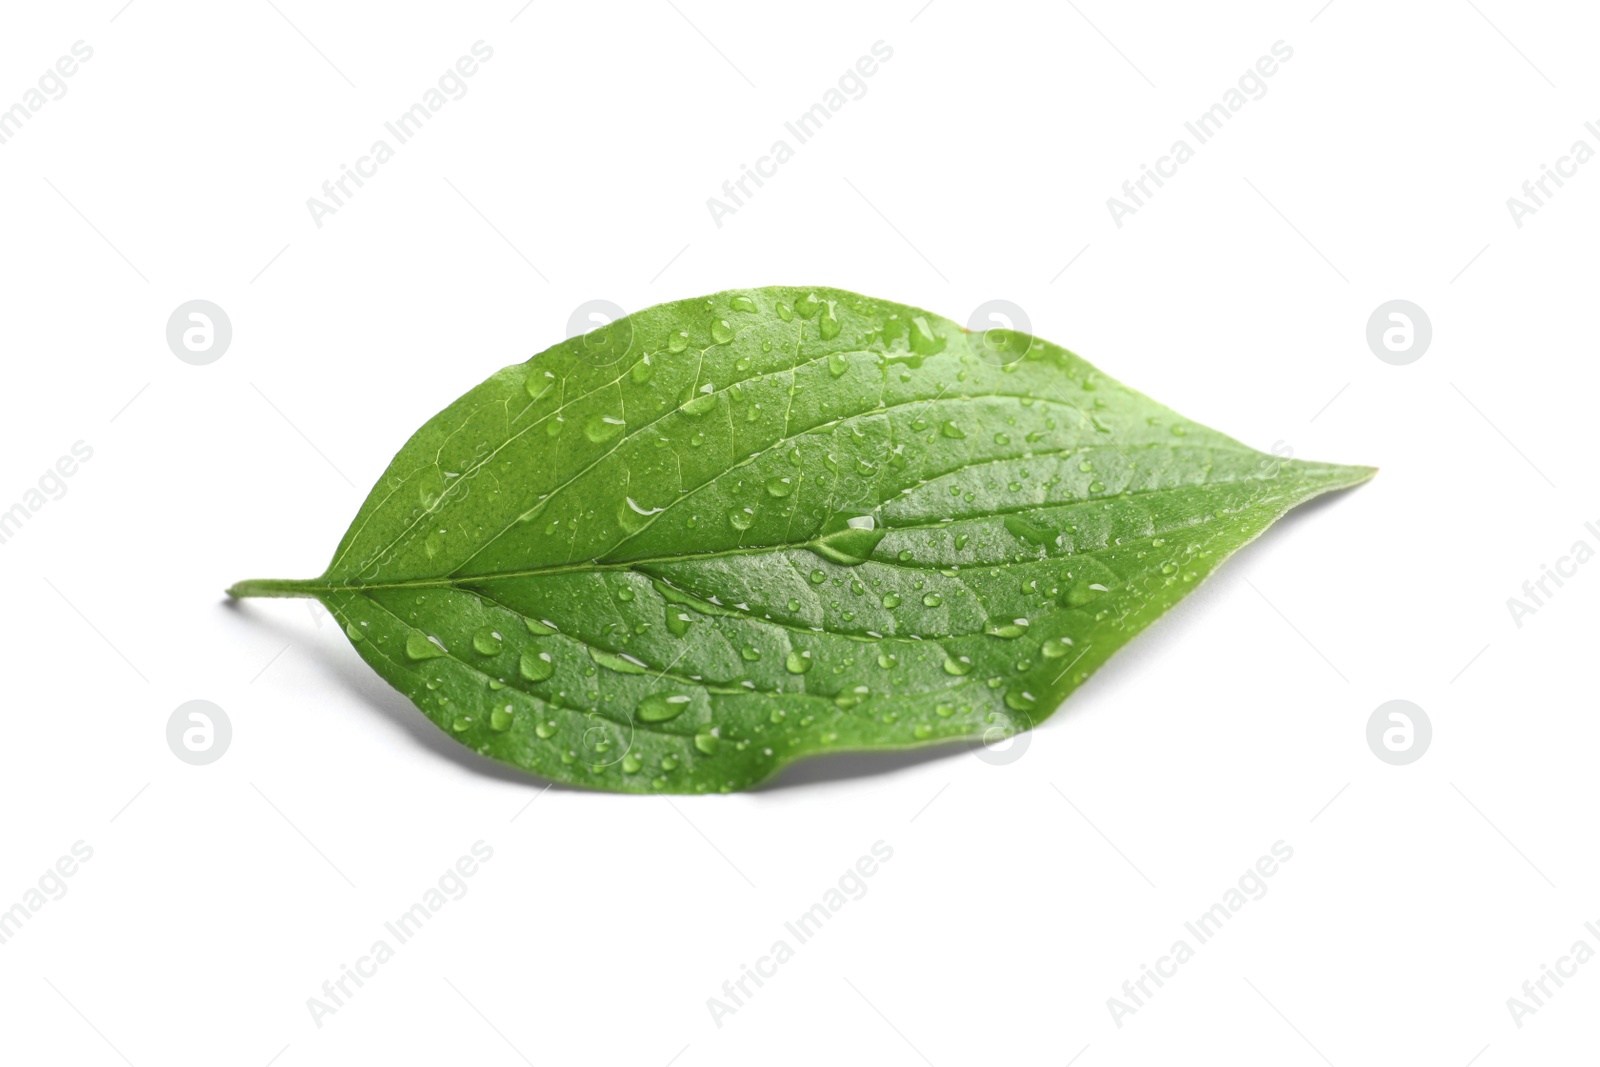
[525, 369, 556, 400]
[985, 617, 1030, 639]
[405, 633, 446, 660]
[519, 650, 555, 681]
[1066, 583, 1108, 607]
[472, 626, 504, 655]
[639, 692, 691, 722]
[584, 413, 625, 443]
[681, 383, 718, 417]
[1040, 636, 1075, 659]
[908, 315, 946, 355]
[1004, 515, 1053, 546]
[834, 685, 869, 709]
[1004, 687, 1038, 712]
[618, 496, 664, 533]
[819, 302, 841, 340]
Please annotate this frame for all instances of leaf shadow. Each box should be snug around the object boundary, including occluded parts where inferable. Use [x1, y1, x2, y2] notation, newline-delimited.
[755, 740, 987, 791]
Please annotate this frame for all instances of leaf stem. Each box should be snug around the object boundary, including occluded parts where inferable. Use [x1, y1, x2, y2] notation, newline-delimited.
[227, 577, 328, 600]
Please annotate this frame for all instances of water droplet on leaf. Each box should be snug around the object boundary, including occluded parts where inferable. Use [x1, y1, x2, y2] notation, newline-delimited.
[406, 633, 446, 660]
[519, 650, 555, 681]
[942, 654, 973, 676]
[639, 692, 691, 722]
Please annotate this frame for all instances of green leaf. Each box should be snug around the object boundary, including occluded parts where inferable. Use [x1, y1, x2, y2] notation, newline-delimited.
[230, 287, 1372, 793]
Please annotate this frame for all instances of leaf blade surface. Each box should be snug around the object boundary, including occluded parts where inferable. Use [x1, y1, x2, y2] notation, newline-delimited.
[231, 287, 1372, 793]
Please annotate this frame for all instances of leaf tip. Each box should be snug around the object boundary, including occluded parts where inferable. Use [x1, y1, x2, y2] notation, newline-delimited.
[1346, 464, 1379, 484]
[1294, 460, 1378, 489]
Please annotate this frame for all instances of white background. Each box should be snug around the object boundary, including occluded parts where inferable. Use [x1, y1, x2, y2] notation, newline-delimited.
[0, 1, 1595, 1064]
